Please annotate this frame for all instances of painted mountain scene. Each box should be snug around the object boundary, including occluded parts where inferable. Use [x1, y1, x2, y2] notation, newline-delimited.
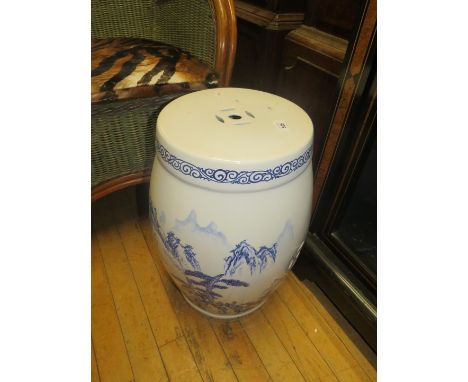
[150, 202, 294, 316]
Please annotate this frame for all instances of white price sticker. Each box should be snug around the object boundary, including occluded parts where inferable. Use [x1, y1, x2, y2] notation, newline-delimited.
[275, 121, 288, 130]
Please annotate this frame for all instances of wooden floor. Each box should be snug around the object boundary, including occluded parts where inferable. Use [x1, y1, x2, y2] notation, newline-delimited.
[92, 187, 376, 382]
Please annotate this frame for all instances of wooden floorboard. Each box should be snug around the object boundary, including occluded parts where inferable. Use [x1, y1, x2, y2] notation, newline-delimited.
[159, 337, 204, 382]
[91, 188, 376, 382]
[91, 234, 135, 382]
[110, 190, 184, 347]
[211, 319, 271, 381]
[91, 342, 101, 382]
[240, 310, 306, 382]
[297, 279, 377, 382]
[93, 198, 168, 382]
[276, 277, 364, 380]
[262, 293, 338, 381]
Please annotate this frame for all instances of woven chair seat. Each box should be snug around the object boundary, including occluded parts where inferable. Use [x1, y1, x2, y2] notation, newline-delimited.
[92, 38, 218, 104]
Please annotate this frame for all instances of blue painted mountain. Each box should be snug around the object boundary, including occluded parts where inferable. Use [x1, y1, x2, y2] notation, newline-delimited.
[170, 210, 230, 270]
[224, 240, 277, 276]
[276, 220, 294, 249]
[223, 221, 293, 277]
[173, 210, 228, 246]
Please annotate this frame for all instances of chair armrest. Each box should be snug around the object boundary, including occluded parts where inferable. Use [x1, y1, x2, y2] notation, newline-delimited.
[210, 0, 237, 86]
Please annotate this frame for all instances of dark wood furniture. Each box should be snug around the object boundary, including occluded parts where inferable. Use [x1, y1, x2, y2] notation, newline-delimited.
[276, 25, 348, 171]
[296, 60, 376, 352]
[294, 0, 377, 351]
[231, 0, 305, 92]
[232, 0, 377, 351]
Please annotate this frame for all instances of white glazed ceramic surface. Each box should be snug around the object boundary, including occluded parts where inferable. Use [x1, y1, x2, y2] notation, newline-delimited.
[149, 88, 313, 319]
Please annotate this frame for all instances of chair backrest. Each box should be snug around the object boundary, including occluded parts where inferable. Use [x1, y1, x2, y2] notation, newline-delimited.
[91, 0, 236, 85]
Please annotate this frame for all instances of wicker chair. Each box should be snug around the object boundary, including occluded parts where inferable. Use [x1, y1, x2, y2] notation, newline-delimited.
[91, 0, 237, 201]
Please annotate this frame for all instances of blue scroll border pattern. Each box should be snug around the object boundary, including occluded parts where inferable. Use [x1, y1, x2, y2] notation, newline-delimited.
[155, 142, 312, 185]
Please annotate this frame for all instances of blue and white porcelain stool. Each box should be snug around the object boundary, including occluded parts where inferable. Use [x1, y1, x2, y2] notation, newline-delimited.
[149, 88, 313, 319]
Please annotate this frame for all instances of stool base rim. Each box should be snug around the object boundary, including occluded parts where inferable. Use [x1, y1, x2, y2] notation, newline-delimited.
[181, 292, 267, 320]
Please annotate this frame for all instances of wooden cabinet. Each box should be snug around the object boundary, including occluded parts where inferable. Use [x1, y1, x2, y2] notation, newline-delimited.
[296, 41, 377, 351]
[231, 0, 304, 92]
[296, 0, 376, 352]
[304, 0, 362, 40]
[231, 0, 377, 351]
[276, 25, 348, 170]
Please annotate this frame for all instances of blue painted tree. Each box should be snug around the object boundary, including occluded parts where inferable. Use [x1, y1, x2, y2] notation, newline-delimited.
[184, 270, 249, 303]
[164, 231, 181, 261]
[181, 244, 201, 271]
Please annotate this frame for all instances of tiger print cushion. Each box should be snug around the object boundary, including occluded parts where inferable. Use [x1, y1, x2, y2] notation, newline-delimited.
[91, 38, 218, 103]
